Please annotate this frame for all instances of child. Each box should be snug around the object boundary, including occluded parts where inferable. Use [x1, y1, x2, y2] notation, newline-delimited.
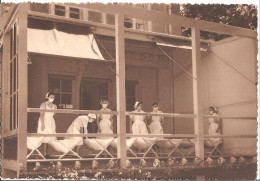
[148, 102, 164, 134]
[96, 99, 114, 135]
[129, 101, 148, 134]
[37, 92, 57, 157]
[65, 114, 97, 153]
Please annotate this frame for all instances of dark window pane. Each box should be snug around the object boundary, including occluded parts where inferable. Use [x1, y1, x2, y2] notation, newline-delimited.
[55, 5, 65, 16]
[30, 3, 50, 13]
[54, 93, 61, 107]
[13, 94, 16, 129]
[10, 97, 12, 130]
[10, 62, 12, 94]
[61, 94, 72, 104]
[126, 82, 135, 97]
[106, 14, 115, 25]
[88, 11, 102, 23]
[49, 78, 60, 92]
[61, 79, 72, 92]
[10, 28, 13, 60]
[16, 56, 18, 90]
[17, 93, 18, 128]
[13, 58, 16, 91]
[99, 83, 108, 97]
[70, 7, 80, 19]
[126, 97, 136, 111]
[14, 24, 16, 55]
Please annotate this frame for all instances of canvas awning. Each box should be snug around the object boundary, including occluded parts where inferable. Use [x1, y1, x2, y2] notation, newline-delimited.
[27, 28, 104, 60]
[155, 37, 209, 52]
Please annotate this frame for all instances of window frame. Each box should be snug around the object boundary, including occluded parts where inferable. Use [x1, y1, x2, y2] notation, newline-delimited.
[48, 75, 73, 109]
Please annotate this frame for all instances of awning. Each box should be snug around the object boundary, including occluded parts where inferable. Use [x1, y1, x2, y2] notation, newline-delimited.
[27, 28, 104, 60]
[155, 37, 209, 52]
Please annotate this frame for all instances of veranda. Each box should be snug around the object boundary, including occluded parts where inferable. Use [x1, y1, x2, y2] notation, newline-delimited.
[0, 3, 257, 178]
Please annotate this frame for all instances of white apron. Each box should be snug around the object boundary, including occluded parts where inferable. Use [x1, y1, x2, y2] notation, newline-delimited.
[37, 102, 57, 143]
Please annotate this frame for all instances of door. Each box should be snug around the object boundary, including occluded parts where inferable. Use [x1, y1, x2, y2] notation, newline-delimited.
[80, 78, 109, 133]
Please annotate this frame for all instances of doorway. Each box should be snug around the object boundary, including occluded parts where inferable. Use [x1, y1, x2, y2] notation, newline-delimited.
[80, 78, 109, 133]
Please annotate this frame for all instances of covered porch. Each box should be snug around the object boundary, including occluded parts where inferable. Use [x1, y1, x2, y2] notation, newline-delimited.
[1, 3, 257, 178]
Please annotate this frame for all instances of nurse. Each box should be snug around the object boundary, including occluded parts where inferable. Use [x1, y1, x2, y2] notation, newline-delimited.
[148, 102, 164, 134]
[208, 106, 222, 145]
[65, 114, 97, 153]
[96, 99, 114, 135]
[37, 92, 57, 157]
[129, 101, 148, 134]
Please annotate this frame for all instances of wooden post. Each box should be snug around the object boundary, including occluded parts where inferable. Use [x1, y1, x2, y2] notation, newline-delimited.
[147, 4, 152, 32]
[17, 3, 28, 176]
[115, 14, 127, 168]
[191, 26, 204, 160]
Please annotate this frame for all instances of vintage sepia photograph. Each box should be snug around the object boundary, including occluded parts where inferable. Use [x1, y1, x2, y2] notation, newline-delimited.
[0, 1, 258, 180]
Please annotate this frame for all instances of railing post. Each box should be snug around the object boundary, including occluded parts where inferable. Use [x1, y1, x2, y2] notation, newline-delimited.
[115, 13, 127, 168]
[191, 26, 204, 160]
[17, 3, 28, 177]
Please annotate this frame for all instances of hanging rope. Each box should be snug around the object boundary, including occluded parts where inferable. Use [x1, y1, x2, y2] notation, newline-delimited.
[92, 34, 119, 76]
[210, 50, 257, 86]
[156, 43, 197, 80]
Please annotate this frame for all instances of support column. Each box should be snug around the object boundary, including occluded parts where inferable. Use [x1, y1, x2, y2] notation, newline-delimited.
[72, 61, 85, 109]
[191, 27, 204, 160]
[17, 3, 28, 176]
[115, 14, 127, 168]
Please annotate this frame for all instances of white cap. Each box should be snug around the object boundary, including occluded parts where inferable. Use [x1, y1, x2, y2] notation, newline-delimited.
[88, 114, 97, 119]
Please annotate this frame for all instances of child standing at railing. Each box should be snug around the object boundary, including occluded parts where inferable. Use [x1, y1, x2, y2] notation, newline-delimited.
[37, 92, 57, 157]
[148, 102, 164, 134]
[129, 101, 148, 134]
[96, 100, 114, 135]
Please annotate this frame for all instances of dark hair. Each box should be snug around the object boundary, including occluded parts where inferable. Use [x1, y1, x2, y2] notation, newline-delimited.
[136, 101, 143, 107]
[45, 91, 55, 100]
[209, 106, 217, 113]
[152, 102, 159, 107]
[48, 92, 55, 97]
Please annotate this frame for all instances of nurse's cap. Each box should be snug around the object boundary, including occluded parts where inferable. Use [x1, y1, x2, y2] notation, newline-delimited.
[88, 114, 97, 119]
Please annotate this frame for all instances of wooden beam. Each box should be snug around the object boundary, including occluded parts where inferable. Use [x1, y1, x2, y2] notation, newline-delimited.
[17, 3, 28, 176]
[84, 3, 256, 39]
[115, 14, 127, 168]
[191, 26, 204, 160]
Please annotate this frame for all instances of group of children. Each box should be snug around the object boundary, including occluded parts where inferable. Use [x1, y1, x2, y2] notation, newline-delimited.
[37, 92, 221, 156]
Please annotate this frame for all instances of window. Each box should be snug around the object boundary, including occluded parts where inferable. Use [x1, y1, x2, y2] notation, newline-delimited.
[55, 5, 65, 16]
[9, 23, 18, 130]
[70, 7, 80, 19]
[49, 76, 73, 109]
[126, 81, 138, 111]
[99, 83, 108, 101]
[88, 11, 102, 23]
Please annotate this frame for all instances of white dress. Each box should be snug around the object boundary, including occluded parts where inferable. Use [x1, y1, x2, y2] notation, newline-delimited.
[149, 110, 163, 134]
[130, 110, 148, 134]
[65, 116, 89, 146]
[208, 113, 222, 145]
[37, 102, 57, 143]
[98, 108, 113, 134]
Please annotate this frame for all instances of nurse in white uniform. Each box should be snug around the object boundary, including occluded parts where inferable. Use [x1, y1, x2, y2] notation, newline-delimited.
[148, 102, 164, 134]
[129, 101, 148, 134]
[37, 92, 57, 157]
[96, 99, 114, 135]
[65, 114, 97, 153]
[207, 106, 222, 145]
